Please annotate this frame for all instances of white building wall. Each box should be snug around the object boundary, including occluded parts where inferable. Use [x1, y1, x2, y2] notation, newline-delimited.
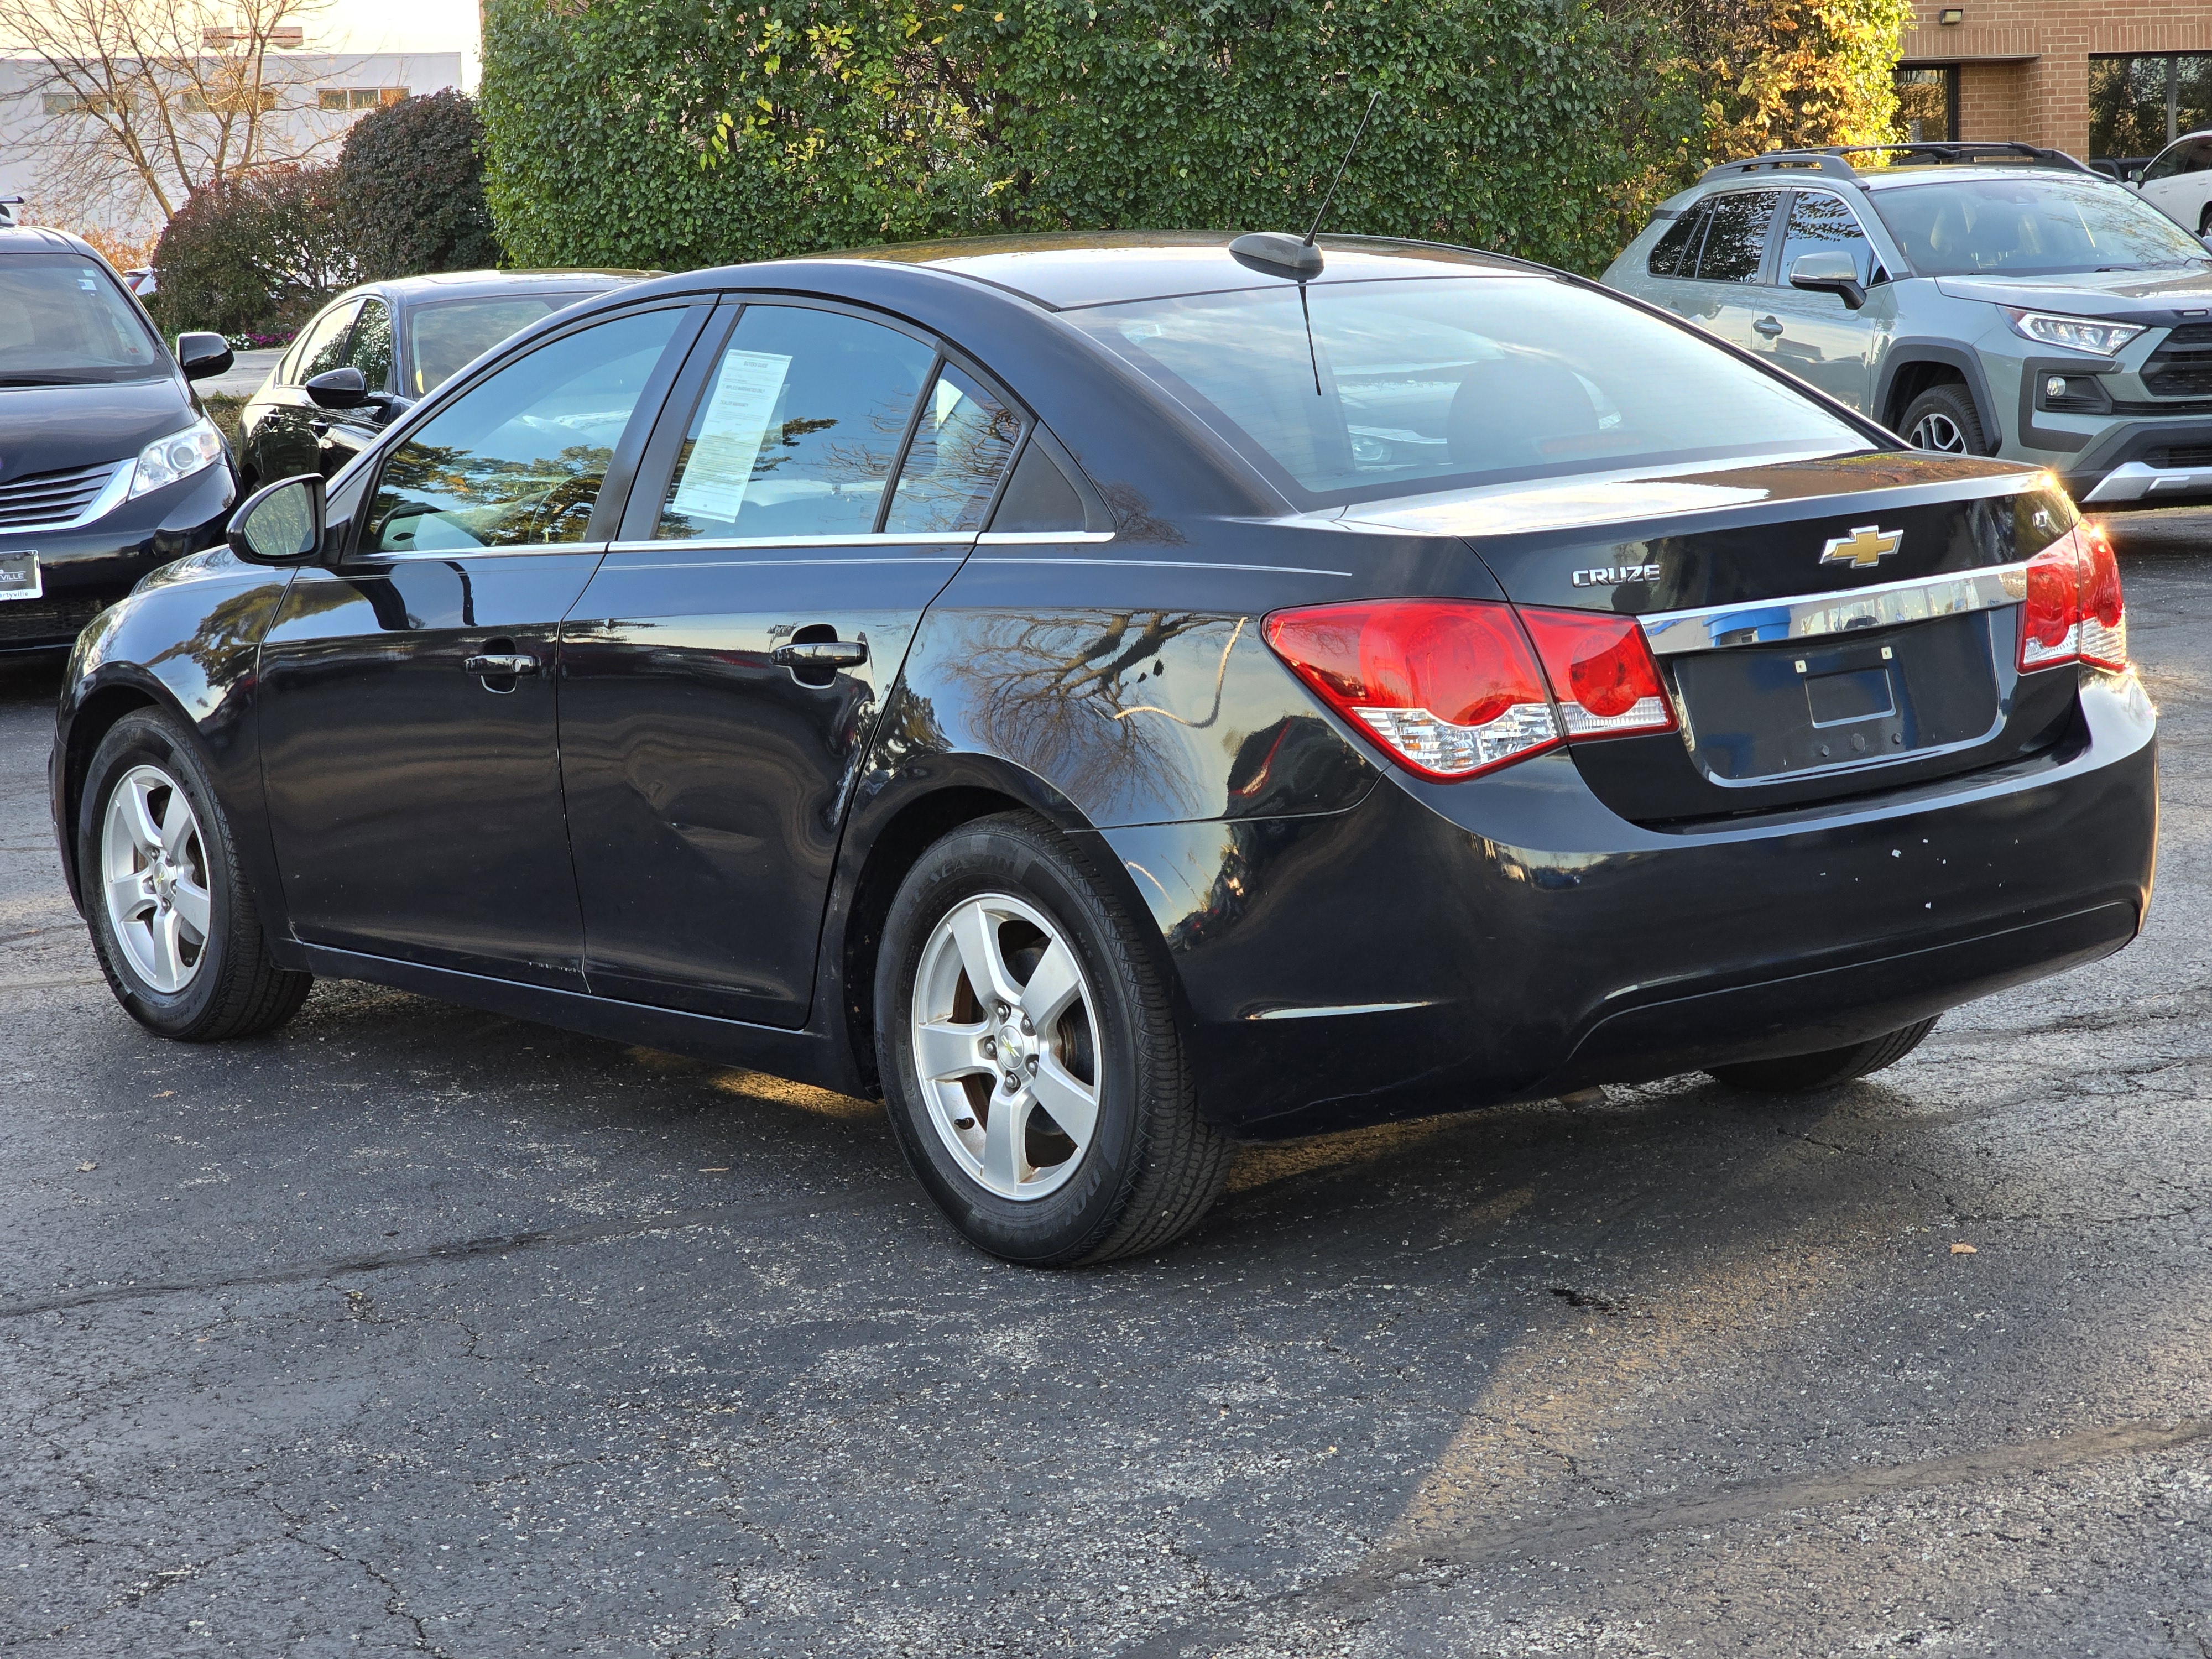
[0, 50, 466, 248]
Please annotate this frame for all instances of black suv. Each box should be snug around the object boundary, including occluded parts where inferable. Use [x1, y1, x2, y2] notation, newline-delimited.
[0, 226, 236, 655]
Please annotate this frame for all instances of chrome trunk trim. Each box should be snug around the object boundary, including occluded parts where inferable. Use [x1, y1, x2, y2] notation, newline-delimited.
[1639, 562, 2029, 655]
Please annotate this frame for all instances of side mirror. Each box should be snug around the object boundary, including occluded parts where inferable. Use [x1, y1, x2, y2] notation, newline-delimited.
[175, 332, 233, 381]
[305, 365, 369, 409]
[1789, 250, 1867, 311]
[226, 473, 325, 565]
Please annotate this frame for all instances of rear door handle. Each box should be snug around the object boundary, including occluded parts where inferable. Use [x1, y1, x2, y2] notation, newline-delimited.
[1753, 316, 1785, 338]
[772, 640, 869, 668]
[462, 653, 538, 676]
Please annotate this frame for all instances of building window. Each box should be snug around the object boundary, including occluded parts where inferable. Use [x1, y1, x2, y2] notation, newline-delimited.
[1895, 66, 1959, 143]
[319, 86, 408, 111]
[41, 91, 132, 117]
[2091, 53, 2212, 160]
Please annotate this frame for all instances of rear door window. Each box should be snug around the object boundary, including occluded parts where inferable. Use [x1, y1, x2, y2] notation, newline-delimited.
[1646, 206, 1709, 278]
[883, 364, 1023, 534]
[653, 304, 936, 541]
[1778, 191, 1876, 285]
[1694, 192, 1778, 282]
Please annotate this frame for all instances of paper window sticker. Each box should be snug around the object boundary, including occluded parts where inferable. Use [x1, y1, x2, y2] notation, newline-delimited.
[670, 348, 794, 523]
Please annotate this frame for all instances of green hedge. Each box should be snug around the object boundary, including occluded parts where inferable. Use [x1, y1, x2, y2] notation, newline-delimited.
[480, 0, 1699, 278]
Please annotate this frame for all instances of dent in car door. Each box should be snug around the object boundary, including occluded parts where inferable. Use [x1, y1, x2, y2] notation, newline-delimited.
[256, 303, 701, 983]
[558, 301, 1022, 1027]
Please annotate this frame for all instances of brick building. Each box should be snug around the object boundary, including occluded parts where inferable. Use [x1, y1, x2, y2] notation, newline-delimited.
[1895, 1, 2212, 164]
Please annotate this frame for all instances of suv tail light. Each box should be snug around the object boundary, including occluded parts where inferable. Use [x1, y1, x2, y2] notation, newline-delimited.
[2018, 520, 2127, 674]
[1262, 598, 1674, 781]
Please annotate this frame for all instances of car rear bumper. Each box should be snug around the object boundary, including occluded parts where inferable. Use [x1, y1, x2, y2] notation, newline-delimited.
[0, 462, 234, 654]
[1102, 667, 2157, 1138]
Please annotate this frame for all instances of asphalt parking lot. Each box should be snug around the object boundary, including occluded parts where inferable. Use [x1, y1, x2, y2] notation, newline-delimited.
[3, 515, 2210, 1657]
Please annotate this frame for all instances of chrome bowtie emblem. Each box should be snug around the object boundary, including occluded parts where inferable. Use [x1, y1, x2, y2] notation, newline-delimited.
[1820, 524, 1903, 568]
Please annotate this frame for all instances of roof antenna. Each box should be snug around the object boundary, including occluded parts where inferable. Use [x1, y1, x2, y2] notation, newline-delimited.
[1230, 90, 1383, 281]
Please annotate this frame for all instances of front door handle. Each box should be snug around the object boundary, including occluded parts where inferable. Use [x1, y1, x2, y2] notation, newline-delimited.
[1753, 316, 1785, 338]
[772, 640, 869, 669]
[462, 653, 538, 676]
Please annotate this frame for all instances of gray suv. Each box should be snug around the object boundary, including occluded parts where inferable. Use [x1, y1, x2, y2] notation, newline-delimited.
[1604, 143, 2212, 508]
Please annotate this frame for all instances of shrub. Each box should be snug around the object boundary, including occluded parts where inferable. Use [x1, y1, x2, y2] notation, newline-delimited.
[150, 166, 353, 338]
[335, 89, 503, 280]
[479, 0, 1700, 278]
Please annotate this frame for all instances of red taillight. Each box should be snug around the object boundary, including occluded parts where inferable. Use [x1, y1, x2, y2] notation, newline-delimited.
[1262, 599, 1559, 780]
[1517, 608, 1678, 739]
[1261, 598, 1676, 781]
[2018, 520, 2127, 674]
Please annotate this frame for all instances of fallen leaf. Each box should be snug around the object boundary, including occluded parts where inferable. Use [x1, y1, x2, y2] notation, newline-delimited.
[700, 1167, 730, 1173]
[75, 1161, 96, 1172]
[1950, 1241, 1978, 1254]
[152, 1091, 174, 1099]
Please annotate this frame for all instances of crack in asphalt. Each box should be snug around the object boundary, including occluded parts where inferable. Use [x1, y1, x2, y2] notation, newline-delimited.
[1114, 1414, 2212, 1657]
[0, 1187, 917, 1321]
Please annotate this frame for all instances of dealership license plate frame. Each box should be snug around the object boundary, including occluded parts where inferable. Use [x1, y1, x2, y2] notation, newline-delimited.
[0, 552, 40, 602]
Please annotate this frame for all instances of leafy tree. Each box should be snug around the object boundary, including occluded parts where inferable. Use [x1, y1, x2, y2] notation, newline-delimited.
[336, 90, 504, 280]
[149, 165, 353, 337]
[1667, 0, 1914, 160]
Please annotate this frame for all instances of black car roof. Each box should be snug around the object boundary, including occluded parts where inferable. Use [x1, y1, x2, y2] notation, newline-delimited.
[616, 232, 1540, 314]
[340, 268, 653, 307]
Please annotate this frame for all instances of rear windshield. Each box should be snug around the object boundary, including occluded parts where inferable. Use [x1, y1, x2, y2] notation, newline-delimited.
[0, 253, 165, 385]
[1869, 176, 2212, 277]
[1066, 275, 1870, 505]
[405, 294, 592, 397]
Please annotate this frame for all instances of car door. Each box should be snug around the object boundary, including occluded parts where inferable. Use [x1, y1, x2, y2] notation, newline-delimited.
[1679, 190, 1784, 351]
[244, 298, 357, 486]
[2138, 136, 2212, 231]
[314, 294, 396, 476]
[1743, 188, 1889, 413]
[558, 299, 1024, 1026]
[255, 301, 705, 984]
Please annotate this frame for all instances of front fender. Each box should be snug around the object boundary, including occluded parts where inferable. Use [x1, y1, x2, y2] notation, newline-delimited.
[50, 549, 296, 928]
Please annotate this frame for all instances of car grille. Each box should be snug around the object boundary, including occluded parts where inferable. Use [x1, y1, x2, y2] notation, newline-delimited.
[2142, 324, 2212, 398]
[0, 461, 119, 530]
[2145, 444, 2212, 469]
[0, 595, 107, 645]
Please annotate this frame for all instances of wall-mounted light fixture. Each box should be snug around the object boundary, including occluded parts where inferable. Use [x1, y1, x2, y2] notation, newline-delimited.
[1937, 7, 1965, 23]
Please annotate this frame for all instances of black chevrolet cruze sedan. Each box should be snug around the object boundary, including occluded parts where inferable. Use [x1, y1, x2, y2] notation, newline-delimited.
[0, 225, 237, 654]
[48, 232, 2157, 1265]
[232, 268, 645, 492]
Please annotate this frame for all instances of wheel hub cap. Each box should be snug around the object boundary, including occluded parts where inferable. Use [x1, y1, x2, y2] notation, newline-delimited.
[99, 763, 211, 994]
[909, 893, 1103, 1202]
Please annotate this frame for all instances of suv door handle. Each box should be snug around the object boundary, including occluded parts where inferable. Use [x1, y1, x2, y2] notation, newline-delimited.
[772, 640, 868, 669]
[1753, 316, 1785, 338]
[462, 653, 538, 676]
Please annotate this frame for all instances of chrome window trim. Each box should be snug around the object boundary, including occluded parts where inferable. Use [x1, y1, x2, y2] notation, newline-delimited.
[1639, 560, 2029, 655]
[357, 542, 614, 564]
[975, 530, 1117, 545]
[604, 533, 977, 554]
[4, 462, 131, 535]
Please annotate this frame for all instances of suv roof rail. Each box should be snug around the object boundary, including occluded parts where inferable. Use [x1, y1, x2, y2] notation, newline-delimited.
[1699, 142, 2103, 187]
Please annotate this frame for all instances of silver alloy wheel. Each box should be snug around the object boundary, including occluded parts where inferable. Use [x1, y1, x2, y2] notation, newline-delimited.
[909, 891, 1103, 1201]
[100, 763, 212, 993]
[1909, 410, 1967, 453]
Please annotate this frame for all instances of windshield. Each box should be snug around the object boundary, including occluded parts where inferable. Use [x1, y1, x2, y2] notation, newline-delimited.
[405, 294, 591, 397]
[1067, 276, 1871, 504]
[1870, 176, 2212, 276]
[0, 254, 165, 385]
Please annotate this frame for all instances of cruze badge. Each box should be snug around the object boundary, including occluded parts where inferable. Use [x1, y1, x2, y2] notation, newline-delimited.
[1571, 562, 1661, 588]
[1820, 524, 1903, 568]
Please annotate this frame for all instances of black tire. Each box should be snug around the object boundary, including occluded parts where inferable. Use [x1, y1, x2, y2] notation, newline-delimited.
[1899, 382, 1990, 456]
[1705, 1016, 1938, 1094]
[875, 811, 1234, 1266]
[79, 708, 312, 1041]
